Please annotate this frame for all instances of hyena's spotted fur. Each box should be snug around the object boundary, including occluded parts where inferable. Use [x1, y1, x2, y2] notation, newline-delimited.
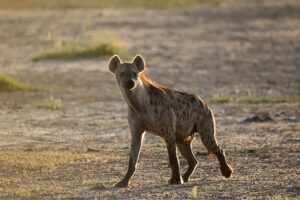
[108, 54, 233, 187]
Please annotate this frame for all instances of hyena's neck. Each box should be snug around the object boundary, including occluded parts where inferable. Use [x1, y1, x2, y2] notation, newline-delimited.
[121, 78, 149, 113]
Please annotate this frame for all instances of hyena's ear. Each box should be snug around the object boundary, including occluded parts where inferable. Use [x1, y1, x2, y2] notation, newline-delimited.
[132, 54, 145, 73]
[108, 55, 121, 73]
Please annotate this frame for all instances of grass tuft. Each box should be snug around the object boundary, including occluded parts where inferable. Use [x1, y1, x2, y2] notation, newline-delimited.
[192, 186, 198, 199]
[35, 103, 64, 110]
[238, 96, 300, 104]
[209, 96, 233, 103]
[32, 42, 127, 61]
[0, 71, 42, 92]
[35, 97, 64, 110]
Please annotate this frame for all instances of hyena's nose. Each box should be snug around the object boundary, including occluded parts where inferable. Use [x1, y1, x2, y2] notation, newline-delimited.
[125, 80, 134, 89]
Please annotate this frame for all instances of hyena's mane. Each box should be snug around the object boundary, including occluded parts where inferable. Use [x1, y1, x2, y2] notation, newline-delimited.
[139, 72, 174, 94]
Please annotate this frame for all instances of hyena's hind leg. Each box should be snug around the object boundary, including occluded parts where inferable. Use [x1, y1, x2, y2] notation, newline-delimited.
[176, 139, 198, 182]
[199, 110, 233, 178]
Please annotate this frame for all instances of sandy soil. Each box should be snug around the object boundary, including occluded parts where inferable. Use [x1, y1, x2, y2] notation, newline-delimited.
[0, 1, 299, 199]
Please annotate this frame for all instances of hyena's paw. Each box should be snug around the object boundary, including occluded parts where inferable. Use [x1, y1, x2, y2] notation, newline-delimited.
[182, 174, 190, 182]
[221, 164, 233, 178]
[168, 176, 183, 185]
[115, 180, 129, 187]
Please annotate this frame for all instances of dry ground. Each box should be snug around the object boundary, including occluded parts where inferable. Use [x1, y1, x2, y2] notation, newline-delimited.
[0, 1, 299, 199]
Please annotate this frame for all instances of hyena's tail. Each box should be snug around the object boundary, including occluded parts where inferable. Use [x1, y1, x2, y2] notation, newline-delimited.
[198, 108, 233, 178]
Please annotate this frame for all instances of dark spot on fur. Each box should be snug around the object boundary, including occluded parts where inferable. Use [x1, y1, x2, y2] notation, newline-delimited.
[150, 100, 153, 106]
[191, 96, 196, 102]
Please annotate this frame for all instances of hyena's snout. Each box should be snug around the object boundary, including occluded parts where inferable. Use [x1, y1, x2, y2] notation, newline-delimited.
[124, 79, 135, 89]
[120, 74, 137, 90]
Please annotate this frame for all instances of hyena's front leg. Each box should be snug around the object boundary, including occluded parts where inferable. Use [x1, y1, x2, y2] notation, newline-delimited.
[115, 127, 145, 187]
[164, 135, 183, 185]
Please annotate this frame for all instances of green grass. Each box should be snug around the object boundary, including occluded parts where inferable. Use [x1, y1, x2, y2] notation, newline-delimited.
[32, 42, 127, 61]
[192, 186, 198, 199]
[209, 96, 233, 103]
[35, 97, 64, 110]
[239, 96, 300, 104]
[192, 186, 205, 200]
[0, 71, 41, 92]
[209, 96, 300, 104]
[0, 0, 222, 9]
[35, 103, 64, 110]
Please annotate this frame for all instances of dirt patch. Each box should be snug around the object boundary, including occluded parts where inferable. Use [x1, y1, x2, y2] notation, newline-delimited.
[244, 112, 273, 123]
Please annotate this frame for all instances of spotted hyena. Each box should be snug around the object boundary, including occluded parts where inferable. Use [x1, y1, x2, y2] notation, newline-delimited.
[108, 54, 233, 187]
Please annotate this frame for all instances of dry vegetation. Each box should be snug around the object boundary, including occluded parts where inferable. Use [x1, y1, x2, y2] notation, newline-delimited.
[0, 0, 299, 199]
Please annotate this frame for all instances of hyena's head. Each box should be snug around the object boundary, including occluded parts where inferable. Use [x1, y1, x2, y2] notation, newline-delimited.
[108, 54, 145, 90]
